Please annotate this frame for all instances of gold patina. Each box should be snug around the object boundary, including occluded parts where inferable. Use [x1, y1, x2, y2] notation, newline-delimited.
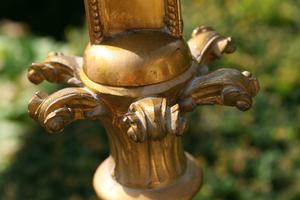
[27, 1, 260, 200]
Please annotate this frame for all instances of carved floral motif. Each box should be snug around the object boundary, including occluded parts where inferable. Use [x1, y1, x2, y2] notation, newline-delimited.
[27, 1, 260, 197]
[123, 98, 186, 142]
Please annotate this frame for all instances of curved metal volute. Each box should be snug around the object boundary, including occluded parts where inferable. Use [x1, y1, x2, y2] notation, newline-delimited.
[28, 88, 108, 133]
[188, 26, 236, 65]
[179, 68, 260, 112]
[26, 0, 260, 199]
[28, 52, 84, 86]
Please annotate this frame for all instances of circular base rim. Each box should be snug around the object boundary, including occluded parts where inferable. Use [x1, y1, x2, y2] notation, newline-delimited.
[79, 62, 197, 98]
[93, 153, 203, 200]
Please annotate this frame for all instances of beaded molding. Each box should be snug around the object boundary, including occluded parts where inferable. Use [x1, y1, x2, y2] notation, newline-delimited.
[84, 0, 104, 44]
[165, 0, 183, 38]
[84, 0, 183, 44]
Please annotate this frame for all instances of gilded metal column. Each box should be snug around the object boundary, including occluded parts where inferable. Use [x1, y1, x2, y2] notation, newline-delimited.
[27, 1, 260, 199]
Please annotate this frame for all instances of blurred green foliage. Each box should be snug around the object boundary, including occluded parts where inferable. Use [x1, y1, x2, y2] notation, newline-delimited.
[0, 0, 299, 200]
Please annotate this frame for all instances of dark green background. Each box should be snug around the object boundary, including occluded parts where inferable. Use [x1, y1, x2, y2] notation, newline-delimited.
[0, 0, 299, 199]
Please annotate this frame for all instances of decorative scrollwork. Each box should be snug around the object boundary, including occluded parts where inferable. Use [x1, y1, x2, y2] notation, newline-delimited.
[122, 98, 187, 143]
[28, 52, 83, 86]
[28, 88, 107, 133]
[188, 26, 236, 65]
[25, 1, 261, 198]
[179, 68, 260, 112]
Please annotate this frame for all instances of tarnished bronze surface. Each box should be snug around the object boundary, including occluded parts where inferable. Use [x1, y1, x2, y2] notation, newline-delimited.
[27, 0, 260, 199]
[84, 0, 182, 44]
[83, 31, 193, 87]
